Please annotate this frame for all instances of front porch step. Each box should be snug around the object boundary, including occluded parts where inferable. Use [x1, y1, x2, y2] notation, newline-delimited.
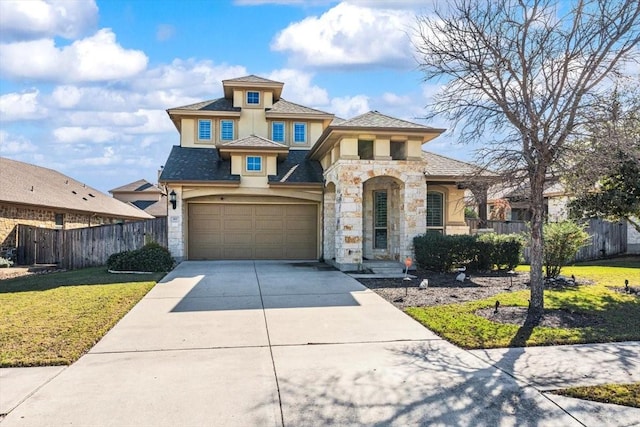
[363, 261, 406, 275]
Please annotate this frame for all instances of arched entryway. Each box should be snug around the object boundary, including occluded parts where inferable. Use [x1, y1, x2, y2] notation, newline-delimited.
[362, 176, 403, 260]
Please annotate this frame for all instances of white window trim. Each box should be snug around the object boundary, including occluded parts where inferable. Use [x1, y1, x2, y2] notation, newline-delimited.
[246, 155, 263, 172]
[426, 191, 445, 231]
[293, 122, 307, 144]
[246, 91, 260, 105]
[272, 121, 285, 142]
[197, 119, 212, 141]
[220, 120, 234, 141]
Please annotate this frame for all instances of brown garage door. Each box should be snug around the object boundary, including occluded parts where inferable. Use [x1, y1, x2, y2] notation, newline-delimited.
[188, 203, 318, 260]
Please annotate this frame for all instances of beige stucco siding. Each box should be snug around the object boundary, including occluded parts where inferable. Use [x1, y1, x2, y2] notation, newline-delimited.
[239, 109, 268, 138]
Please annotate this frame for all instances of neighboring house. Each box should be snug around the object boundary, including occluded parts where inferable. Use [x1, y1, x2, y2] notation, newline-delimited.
[0, 157, 153, 250]
[110, 179, 168, 218]
[486, 180, 570, 222]
[159, 75, 487, 270]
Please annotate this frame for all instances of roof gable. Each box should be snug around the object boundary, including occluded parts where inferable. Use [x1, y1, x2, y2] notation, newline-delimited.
[336, 111, 435, 130]
[266, 99, 333, 118]
[110, 179, 161, 194]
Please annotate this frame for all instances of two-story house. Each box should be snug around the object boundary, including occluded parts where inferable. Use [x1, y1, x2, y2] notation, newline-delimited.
[159, 75, 485, 271]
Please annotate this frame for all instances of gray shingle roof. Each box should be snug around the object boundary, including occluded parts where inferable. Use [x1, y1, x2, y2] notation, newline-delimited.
[423, 151, 494, 178]
[335, 111, 436, 130]
[221, 135, 288, 149]
[130, 199, 167, 217]
[267, 99, 333, 116]
[159, 147, 322, 184]
[269, 150, 323, 184]
[0, 157, 153, 219]
[159, 146, 239, 182]
[170, 97, 240, 112]
[109, 179, 161, 194]
[223, 75, 283, 85]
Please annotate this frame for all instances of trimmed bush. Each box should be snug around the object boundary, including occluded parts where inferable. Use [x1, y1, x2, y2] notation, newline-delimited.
[107, 242, 174, 272]
[0, 257, 14, 268]
[476, 233, 524, 270]
[413, 232, 524, 272]
[543, 221, 590, 278]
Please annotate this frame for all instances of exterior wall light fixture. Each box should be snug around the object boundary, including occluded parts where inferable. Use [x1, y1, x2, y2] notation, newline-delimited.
[169, 190, 177, 210]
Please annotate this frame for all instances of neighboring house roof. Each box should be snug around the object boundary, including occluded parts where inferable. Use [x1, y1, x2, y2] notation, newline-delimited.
[130, 199, 167, 217]
[423, 151, 495, 179]
[0, 157, 153, 219]
[109, 179, 162, 194]
[159, 146, 239, 183]
[266, 99, 333, 118]
[487, 179, 566, 202]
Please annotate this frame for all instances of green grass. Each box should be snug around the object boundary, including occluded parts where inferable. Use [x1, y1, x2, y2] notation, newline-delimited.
[553, 383, 640, 408]
[406, 258, 640, 349]
[0, 268, 164, 367]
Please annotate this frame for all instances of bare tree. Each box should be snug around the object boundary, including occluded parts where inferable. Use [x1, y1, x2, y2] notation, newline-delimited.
[415, 0, 640, 320]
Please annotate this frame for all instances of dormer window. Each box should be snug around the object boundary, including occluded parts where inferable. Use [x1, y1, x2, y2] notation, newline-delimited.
[247, 91, 260, 105]
[246, 156, 262, 172]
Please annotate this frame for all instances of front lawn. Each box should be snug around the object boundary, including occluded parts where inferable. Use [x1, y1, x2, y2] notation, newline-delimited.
[0, 268, 164, 367]
[405, 259, 640, 349]
[553, 383, 640, 408]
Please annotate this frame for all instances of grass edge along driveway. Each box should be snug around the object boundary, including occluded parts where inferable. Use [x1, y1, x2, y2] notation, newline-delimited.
[0, 267, 164, 367]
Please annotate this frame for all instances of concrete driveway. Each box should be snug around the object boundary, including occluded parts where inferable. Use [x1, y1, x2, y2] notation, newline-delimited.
[2, 261, 638, 426]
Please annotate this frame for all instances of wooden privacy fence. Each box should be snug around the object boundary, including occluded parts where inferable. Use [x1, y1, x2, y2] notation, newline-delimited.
[16, 218, 168, 269]
[467, 218, 627, 263]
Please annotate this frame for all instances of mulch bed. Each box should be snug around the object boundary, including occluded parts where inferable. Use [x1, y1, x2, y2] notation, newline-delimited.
[357, 270, 530, 309]
[357, 269, 601, 328]
[475, 306, 604, 328]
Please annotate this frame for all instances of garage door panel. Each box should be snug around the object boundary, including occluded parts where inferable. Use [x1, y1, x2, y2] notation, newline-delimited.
[188, 203, 317, 260]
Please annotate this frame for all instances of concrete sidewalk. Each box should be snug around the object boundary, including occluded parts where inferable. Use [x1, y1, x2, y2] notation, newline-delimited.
[2, 261, 639, 426]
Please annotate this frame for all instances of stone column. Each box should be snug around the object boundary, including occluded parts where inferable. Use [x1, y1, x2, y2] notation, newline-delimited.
[334, 178, 363, 270]
[167, 187, 185, 261]
[322, 183, 336, 261]
[401, 174, 427, 261]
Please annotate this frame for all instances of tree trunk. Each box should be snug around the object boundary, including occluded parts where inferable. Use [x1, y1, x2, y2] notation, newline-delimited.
[528, 171, 546, 322]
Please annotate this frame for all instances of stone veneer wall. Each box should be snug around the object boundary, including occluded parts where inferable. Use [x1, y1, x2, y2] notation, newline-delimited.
[0, 203, 116, 248]
[323, 160, 427, 270]
[166, 187, 185, 261]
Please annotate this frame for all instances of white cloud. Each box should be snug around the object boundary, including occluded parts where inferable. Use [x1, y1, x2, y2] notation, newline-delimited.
[0, 130, 38, 154]
[53, 126, 121, 144]
[329, 94, 370, 118]
[0, 90, 49, 121]
[271, 2, 415, 68]
[80, 146, 120, 166]
[0, 29, 148, 83]
[156, 24, 176, 42]
[267, 69, 329, 105]
[381, 92, 412, 106]
[0, 0, 98, 42]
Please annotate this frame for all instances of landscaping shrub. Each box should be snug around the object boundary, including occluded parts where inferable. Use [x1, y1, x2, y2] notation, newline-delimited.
[476, 233, 524, 270]
[107, 242, 174, 272]
[413, 232, 524, 272]
[543, 220, 590, 278]
[0, 257, 14, 268]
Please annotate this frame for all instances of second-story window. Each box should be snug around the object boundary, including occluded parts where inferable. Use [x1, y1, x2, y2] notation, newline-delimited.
[220, 120, 234, 141]
[293, 122, 306, 143]
[272, 122, 285, 142]
[246, 156, 262, 172]
[198, 119, 212, 141]
[247, 91, 260, 105]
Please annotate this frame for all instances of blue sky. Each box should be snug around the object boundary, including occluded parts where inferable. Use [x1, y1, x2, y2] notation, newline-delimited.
[0, 0, 471, 193]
